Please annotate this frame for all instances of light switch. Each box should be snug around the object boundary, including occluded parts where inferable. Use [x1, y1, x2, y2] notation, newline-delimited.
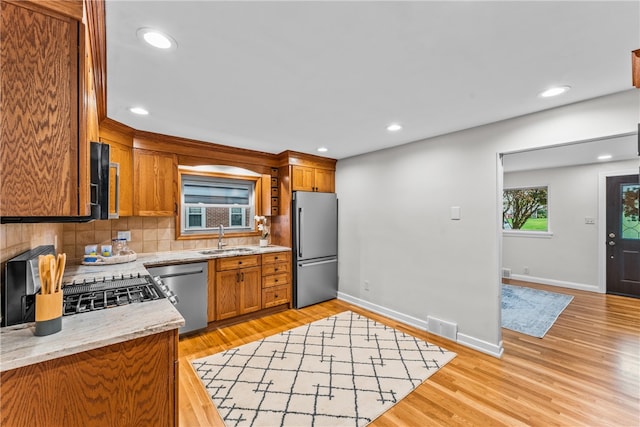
[584, 217, 595, 225]
[451, 206, 461, 220]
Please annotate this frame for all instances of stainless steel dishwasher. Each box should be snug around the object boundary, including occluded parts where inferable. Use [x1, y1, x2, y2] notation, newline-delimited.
[147, 262, 208, 335]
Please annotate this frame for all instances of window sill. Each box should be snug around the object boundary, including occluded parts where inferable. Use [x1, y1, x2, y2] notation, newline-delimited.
[503, 230, 553, 239]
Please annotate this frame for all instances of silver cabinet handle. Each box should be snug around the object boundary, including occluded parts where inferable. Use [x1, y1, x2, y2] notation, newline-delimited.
[608, 241, 616, 246]
[298, 258, 338, 268]
[298, 207, 303, 258]
[108, 162, 120, 219]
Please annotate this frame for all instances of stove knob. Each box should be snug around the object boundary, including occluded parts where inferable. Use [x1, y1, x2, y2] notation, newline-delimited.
[168, 295, 179, 305]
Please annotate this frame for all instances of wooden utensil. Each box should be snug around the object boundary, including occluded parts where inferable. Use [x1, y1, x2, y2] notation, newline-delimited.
[56, 253, 66, 292]
[49, 256, 56, 295]
[39, 255, 50, 294]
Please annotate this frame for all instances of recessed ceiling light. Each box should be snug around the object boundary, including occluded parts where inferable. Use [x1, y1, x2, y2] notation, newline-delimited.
[317, 147, 328, 153]
[129, 106, 149, 115]
[137, 28, 177, 50]
[386, 123, 402, 132]
[597, 154, 612, 160]
[539, 86, 571, 98]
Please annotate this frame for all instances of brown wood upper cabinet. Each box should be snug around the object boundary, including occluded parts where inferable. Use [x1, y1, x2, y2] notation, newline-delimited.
[291, 165, 335, 193]
[105, 140, 133, 217]
[133, 148, 177, 216]
[0, 0, 93, 217]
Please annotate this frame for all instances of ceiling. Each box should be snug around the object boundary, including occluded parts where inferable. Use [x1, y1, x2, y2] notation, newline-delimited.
[105, 1, 640, 160]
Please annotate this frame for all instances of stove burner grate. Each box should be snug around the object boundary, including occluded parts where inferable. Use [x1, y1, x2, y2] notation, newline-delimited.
[62, 275, 165, 316]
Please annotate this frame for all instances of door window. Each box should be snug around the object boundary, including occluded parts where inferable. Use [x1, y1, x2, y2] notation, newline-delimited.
[621, 184, 639, 240]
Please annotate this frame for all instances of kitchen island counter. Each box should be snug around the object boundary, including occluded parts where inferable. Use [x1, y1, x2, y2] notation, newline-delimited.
[0, 245, 291, 372]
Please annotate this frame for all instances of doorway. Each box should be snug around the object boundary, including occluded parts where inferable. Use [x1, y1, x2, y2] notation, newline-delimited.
[500, 132, 638, 295]
[606, 174, 640, 297]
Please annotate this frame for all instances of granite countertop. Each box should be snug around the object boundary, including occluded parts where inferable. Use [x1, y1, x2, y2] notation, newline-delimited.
[63, 245, 290, 283]
[0, 245, 291, 372]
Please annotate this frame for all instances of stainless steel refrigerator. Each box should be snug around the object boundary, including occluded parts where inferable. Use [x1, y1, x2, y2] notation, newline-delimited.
[292, 191, 338, 308]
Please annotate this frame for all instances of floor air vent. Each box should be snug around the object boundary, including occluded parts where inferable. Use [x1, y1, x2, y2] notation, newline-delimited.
[427, 316, 457, 341]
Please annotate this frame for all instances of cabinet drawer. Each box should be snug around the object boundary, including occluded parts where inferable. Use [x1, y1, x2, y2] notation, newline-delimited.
[262, 262, 290, 276]
[262, 252, 291, 265]
[216, 255, 261, 271]
[262, 273, 289, 288]
[262, 285, 290, 308]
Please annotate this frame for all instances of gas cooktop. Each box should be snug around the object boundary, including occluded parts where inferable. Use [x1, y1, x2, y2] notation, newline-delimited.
[62, 273, 166, 316]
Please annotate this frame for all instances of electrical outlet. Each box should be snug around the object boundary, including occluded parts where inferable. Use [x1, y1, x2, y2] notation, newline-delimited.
[585, 217, 595, 224]
[117, 230, 132, 241]
[523, 266, 530, 274]
[364, 280, 370, 291]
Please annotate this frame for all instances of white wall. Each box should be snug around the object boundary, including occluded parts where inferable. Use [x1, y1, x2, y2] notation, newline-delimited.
[503, 159, 638, 291]
[336, 90, 639, 357]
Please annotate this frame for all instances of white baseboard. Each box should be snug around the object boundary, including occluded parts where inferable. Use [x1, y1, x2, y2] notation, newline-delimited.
[510, 274, 601, 293]
[457, 334, 504, 358]
[337, 292, 504, 358]
[337, 292, 428, 330]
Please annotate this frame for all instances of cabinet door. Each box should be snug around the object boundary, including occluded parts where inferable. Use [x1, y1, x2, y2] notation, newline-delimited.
[106, 141, 133, 217]
[0, 330, 177, 427]
[0, 2, 80, 216]
[133, 149, 177, 216]
[215, 270, 241, 320]
[240, 266, 262, 314]
[314, 169, 335, 193]
[291, 166, 315, 192]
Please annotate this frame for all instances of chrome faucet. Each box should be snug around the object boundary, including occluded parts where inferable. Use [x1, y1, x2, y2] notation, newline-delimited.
[218, 224, 225, 249]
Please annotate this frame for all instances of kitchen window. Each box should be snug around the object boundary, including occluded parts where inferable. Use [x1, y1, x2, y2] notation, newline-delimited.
[179, 172, 257, 237]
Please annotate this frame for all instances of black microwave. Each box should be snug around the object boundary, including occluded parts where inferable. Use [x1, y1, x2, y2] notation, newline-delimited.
[1, 141, 110, 223]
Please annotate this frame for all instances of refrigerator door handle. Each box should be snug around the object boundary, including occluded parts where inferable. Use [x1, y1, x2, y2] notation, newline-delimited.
[298, 258, 337, 268]
[297, 207, 303, 258]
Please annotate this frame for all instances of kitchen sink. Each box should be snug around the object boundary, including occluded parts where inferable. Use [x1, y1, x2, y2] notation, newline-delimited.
[199, 247, 258, 255]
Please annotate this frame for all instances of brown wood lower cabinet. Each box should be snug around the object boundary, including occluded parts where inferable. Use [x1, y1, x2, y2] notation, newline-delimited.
[215, 255, 262, 321]
[262, 251, 291, 309]
[0, 329, 178, 427]
[210, 252, 292, 322]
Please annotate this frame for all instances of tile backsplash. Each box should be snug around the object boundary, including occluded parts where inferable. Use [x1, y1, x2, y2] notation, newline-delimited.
[63, 217, 259, 262]
[0, 223, 63, 264]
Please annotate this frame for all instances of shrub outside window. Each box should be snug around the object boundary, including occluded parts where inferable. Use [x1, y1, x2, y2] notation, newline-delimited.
[503, 186, 549, 232]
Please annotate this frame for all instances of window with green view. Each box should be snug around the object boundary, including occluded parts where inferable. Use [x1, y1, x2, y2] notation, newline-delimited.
[503, 186, 549, 232]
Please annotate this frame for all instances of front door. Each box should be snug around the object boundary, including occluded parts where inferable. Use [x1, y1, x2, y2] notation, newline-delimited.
[606, 174, 640, 297]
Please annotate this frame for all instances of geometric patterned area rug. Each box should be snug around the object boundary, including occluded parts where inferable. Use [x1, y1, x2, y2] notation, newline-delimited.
[502, 284, 574, 338]
[192, 311, 456, 426]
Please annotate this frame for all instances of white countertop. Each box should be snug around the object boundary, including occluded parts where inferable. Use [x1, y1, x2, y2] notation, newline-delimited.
[0, 245, 291, 372]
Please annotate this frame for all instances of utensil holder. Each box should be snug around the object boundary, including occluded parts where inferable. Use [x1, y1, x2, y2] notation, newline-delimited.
[35, 291, 63, 336]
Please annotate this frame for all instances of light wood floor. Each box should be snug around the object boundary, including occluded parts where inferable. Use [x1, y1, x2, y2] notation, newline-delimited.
[178, 281, 640, 426]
